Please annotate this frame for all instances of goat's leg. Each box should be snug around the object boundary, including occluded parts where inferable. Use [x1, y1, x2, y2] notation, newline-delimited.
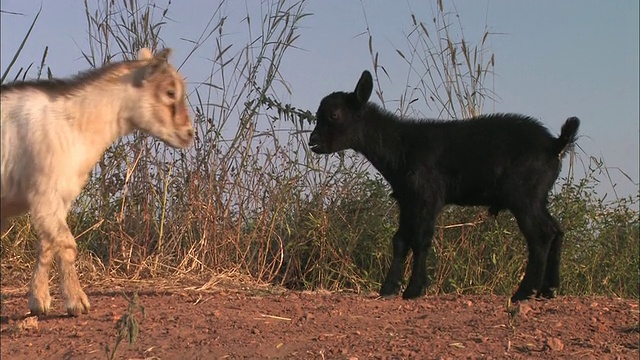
[28, 227, 54, 316]
[380, 231, 410, 296]
[537, 209, 563, 299]
[511, 209, 553, 302]
[380, 211, 411, 297]
[30, 200, 90, 316]
[28, 210, 58, 316]
[403, 204, 439, 300]
[57, 228, 90, 316]
[403, 221, 436, 299]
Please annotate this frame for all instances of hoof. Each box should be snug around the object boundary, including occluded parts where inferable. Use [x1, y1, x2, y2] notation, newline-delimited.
[510, 290, 534, 304]
[65, 291, 91, 317]
[29, 306, 49, 317]
[28, 293, 51, 317]
[536, 288, 557, 299]
[67, 305, 90, 317]
[401, 284, 426, 300]
[379, 282, 402, 298]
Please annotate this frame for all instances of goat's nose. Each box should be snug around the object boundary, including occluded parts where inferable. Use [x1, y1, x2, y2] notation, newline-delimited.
[186, 128, 195, 139]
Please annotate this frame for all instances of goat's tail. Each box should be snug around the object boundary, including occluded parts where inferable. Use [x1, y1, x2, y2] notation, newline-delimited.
[554, 116, 580, 157]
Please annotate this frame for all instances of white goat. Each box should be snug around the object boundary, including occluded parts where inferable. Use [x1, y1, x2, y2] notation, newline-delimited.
[0, 48, 194, 316]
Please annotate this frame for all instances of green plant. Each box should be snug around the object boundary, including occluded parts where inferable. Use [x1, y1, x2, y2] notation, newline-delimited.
[105, 292, 145, 360]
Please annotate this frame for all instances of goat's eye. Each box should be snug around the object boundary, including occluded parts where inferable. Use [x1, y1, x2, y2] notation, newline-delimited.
[329, 112, 339, 121]
[166, 89, 176, 99]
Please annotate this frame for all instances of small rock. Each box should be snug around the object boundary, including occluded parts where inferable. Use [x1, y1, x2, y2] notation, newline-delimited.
[18, 316, 38, 331]
[546, 337, 564, 351]
[472, 336, 487, 343]
[519, 303, 533, 316]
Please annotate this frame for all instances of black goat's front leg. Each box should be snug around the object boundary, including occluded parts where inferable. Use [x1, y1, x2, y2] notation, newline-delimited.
[402, 200, 440, 300]
[402, 217, 436, 300]
[380, 229, 410, 297]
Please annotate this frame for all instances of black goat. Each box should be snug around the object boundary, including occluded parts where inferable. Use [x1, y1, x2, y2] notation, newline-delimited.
[308, 70, 580, 302]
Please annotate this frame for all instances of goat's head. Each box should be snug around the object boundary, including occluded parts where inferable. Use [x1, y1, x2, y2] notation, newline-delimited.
[309, 70, 373, 154]
[129, 48, 194, 149]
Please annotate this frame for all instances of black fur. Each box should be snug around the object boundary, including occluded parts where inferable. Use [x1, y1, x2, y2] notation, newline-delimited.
[309, 70, 580, 302]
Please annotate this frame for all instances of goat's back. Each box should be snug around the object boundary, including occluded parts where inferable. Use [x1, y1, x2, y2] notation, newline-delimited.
[393, 113, 569, 208]
[407, 114, 555, 156]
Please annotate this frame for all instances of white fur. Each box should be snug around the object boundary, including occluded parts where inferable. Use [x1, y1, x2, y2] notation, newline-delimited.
[0, 48, 193, 316]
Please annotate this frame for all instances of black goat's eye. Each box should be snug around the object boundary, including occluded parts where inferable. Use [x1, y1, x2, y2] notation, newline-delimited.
[329, 112, 339, 120]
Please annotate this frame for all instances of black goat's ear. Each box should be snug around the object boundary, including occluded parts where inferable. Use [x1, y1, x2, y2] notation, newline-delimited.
[354, 70, 373, 105]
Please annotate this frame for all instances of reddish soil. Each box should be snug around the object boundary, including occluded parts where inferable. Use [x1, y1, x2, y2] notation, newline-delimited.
[1, 282, 638, 360]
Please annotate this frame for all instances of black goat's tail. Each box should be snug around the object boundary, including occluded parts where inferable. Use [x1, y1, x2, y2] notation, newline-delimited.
[554, 116, 580, 157]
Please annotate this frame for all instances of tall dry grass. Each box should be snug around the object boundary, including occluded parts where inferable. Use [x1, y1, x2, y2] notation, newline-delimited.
[1, 0, 637, 299]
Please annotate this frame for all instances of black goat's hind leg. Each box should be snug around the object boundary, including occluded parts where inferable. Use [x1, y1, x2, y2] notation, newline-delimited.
[511, 209, 553, 303]
[537, 210, 563, 299]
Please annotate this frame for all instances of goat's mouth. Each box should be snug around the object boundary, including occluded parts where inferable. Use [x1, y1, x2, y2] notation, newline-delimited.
[163, 130, 194, 149]
[180, 132, 195, 147]
[177, 137, 193, 148]
[309, 143, 326, 154]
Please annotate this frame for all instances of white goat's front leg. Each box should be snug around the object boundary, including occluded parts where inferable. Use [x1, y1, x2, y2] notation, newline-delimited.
[57, 227, 90, 316]
[28, 216, 55, 316]
[30, 199, 90, 316]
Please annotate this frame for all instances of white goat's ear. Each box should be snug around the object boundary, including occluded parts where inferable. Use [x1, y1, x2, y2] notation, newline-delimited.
[137, 48, 153, 61]
[355, 70, 373, 105]
[132, 48, 173, 87]
[153, 48, 172, 62]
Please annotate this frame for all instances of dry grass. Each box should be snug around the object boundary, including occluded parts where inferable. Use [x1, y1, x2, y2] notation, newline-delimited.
[1, 0, 638, 302]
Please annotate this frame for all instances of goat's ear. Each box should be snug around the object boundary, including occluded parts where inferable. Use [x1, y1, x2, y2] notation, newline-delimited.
[153, 48, 173, 63]
[354, 70, 373, 104]
[137, 47, 172, 62]
[137, 48, 153, 61]
[133, 48, 173, 86]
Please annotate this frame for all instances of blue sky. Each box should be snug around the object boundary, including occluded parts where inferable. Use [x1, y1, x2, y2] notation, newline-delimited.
[2, 1, 638, 198]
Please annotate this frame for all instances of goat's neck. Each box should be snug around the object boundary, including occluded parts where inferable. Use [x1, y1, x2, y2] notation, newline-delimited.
[63, 84, 136, 175]
[353, 106, 406, 180]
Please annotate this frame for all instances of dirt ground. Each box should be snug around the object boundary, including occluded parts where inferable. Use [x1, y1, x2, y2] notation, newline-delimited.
[1, 281, 638, 360]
